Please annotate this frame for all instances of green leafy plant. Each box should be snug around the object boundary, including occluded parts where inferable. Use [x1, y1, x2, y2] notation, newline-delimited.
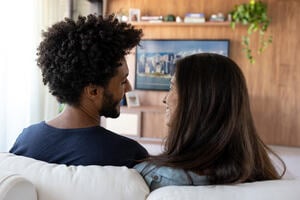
[58, 103, 65, 113]
[230, 0, 272, 64]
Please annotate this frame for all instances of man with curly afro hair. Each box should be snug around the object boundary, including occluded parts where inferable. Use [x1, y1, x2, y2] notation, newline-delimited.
[10, 14, 148, 167]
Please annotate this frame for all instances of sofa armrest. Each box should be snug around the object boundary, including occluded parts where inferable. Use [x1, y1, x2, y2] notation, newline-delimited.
[0, 171, 37, 200]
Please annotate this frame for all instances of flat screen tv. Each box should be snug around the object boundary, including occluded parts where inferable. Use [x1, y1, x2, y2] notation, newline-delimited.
[135, 39, 230, 91]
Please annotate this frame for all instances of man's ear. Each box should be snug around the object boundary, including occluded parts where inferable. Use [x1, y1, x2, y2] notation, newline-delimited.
[84, 84, 104, 100]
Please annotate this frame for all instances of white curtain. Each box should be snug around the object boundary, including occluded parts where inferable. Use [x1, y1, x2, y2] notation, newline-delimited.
[0, 0, 70, 151]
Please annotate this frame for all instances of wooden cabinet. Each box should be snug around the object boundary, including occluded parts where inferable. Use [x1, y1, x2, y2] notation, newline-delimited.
[101, 106, 168, 139]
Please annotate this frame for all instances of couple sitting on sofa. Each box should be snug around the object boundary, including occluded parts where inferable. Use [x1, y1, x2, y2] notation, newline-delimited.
[9, 14, 286, 192]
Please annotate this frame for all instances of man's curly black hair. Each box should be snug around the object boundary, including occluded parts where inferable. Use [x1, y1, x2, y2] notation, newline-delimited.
[37, 14, 143, 105]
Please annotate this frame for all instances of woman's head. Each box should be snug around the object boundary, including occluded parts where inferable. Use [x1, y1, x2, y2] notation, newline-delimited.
[165, 53, 248, 132]
[158, 53, 285, 184]
[164, 53, 250, 152]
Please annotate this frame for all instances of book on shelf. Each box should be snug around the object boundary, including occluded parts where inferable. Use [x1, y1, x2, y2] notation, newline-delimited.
[141, 16, 163, 22]
[185, 13, 205, 18]
[184, 13, 206, 23]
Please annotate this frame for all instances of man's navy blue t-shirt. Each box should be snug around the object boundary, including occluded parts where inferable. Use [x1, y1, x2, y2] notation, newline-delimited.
[9, 121, 148, 168]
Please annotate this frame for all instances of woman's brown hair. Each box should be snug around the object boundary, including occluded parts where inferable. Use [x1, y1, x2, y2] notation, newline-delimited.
[148, 53, 285, 184]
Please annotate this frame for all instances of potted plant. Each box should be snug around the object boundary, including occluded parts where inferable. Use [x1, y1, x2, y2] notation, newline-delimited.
[230, 0, 272, 64]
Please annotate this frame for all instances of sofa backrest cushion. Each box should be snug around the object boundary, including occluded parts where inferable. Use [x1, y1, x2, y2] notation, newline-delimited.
[146, 145, 300, 200]
[0, 153, 149, 200]
[270, 145, 300, 179]
[146, 179, 300, 200]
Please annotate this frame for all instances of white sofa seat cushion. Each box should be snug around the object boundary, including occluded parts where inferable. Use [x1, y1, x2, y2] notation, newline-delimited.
[0, 171, 37, 200]
[146, 179, 300, 200]
[0, 153, 149, 200]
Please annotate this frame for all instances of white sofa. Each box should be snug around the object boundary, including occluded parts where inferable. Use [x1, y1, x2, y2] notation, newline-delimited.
[0, 171, 37, 200]
[0, 145, 300, 200]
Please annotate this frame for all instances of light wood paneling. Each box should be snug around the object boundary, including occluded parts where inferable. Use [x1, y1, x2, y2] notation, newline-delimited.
[108, 0, 300, 146]
[107, 0, 249, 19]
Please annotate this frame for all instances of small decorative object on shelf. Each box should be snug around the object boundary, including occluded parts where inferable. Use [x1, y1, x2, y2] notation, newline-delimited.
[116, 8, 128, 22]
[230, 0, 272, 64]
[176, 16, 182, 23]
[120, 96, 127, 106]
[184, 13, 205, 23]
[129, 8, 141, 22]
[163, 14, 176, 22]
[125, 91, 140, 107]
[209, 13, 225, 22]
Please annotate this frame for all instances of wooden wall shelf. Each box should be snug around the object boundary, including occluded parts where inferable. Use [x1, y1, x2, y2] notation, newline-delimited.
[131, 21, 231, 27]
[121, 105, 164, 113]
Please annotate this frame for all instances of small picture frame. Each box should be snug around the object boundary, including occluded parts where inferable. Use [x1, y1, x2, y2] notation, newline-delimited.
[129, 8, 141, 22]
[125, 91, 140, 107]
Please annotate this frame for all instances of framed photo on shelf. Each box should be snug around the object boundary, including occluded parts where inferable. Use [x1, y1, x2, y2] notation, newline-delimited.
[135, 39, 230, 91]
[129, 8, 141, 22]
[125, 91, 140, 107]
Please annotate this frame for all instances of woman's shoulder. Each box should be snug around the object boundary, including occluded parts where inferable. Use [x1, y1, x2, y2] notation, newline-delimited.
[134, 161, 157, 175]
[134, 161, 209, 191]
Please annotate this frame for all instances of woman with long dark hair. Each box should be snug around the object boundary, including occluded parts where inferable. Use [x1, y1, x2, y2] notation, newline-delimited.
[134, 53, 285, 191]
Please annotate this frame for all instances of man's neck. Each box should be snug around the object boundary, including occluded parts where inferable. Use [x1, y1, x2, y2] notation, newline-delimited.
[47, 105, 100, 129]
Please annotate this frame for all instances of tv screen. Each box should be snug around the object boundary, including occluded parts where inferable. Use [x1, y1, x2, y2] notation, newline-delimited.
[135, 39, 230, 91]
